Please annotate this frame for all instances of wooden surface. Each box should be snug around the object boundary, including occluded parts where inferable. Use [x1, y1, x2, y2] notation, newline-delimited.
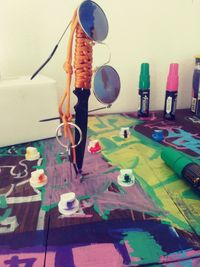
[0, 109, 200, 266]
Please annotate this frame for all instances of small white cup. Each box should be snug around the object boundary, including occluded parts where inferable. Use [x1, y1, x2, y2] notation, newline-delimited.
[25, 147, 40, 161]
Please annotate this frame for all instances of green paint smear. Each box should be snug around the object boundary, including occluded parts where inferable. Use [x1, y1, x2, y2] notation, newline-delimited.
[77, 195, 91, 201]
[38, 187, 59, 212]
[0, 196, 8, 209]
[108, 118, 118, 124]
[94, 116, 108, 129]
[149, 150, 162, 160]
[133, 130, 164, 152]
[163, 214, 191, 231]
[0, 196, 12, 222]
[0, 146, 25, 157]
[103, 166, 120, 174]
[56, 152, 64, 164]
[121, 231, 166, 265]
[38, 187, 52, 212]
[102, 210, 110, 220]
[153, 175, 178, 189]
[87, 128, 96, 137]
[130, 156, 139, 169]
[93, 203, 110, 220]
[134, 173, 191, 231]
[42, 203, 58, 212]
[100, 137, 118, 151]
[33, 141, 44, 155]
[120, 140, 141, 149]
[97, 116, 199, 232]
[0, 208, 12, 222]
[93, 203, 101, 216]
[38, 186, 58, 212]
[94, 123, 107, 129]
[133, 173, 164, 208]
[182, 189, 200, 200]
[112, 136, 124, 142]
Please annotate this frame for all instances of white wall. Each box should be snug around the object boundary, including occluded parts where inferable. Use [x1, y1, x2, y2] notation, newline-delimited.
[1, 0, 200, 114]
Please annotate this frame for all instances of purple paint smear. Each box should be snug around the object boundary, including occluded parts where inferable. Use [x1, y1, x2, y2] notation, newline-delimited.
[42, 138, 163, 216]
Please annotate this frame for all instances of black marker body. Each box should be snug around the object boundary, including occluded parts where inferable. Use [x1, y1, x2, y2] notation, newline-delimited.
[163, 91, 177, 120]
[182, 163, 200, 192]
[138, 90, 150, 117]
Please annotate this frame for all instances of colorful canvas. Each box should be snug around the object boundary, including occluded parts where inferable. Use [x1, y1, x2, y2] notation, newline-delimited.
[0, 109, 200, 266]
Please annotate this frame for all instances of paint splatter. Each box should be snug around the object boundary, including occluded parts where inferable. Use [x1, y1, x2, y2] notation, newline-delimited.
[121, 231, 166, 265]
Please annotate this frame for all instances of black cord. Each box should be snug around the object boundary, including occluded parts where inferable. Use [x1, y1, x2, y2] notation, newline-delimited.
[30, 21, 71, 80]
[39, 105, 112, 122]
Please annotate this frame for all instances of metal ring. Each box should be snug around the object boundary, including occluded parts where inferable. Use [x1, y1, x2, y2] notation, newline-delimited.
[55, 122, 82, 148]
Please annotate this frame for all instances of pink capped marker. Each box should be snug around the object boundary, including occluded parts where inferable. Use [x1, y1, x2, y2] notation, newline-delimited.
[163, 63, 179, 120]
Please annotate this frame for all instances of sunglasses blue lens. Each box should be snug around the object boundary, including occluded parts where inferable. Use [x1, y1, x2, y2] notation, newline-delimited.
[78, 0, 108, 42]
[93, 66, 120, 104]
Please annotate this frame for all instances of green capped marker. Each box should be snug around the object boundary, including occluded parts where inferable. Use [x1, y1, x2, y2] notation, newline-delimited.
[161, 147, 200, 193]
[138, 63, 150, 117]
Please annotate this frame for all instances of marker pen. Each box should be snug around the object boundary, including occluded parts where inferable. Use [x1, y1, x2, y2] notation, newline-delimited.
[163, 63, 179, 120]
[138, 63, 150, 117]
[161, 147, 200, 193]
[191, 56, 200, 113]
[196, 87, 200, 118]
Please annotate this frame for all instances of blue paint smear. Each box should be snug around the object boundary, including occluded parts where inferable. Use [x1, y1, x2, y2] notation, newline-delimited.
[166, 129, 200, 156]
[55, 247, 75, 267]
[0, 220, 191, 251]
[0, 219, 197, 266]
[114, 242, 131, 265]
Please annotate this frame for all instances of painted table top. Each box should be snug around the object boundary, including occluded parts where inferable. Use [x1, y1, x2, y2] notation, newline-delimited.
[0, 109, 200, 266]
